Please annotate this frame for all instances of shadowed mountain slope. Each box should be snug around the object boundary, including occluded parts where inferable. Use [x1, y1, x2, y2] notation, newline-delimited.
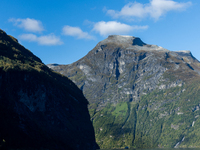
[0, 29, 99, 150]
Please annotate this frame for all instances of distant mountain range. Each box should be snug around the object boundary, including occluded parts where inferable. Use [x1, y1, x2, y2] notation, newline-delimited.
[0, 29, 99, 150]
[48, 35, 200, 149]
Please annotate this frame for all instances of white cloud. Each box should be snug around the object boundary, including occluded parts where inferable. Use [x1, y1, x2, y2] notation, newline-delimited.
[92, 21, 148, 37]
[19, 34, 63, 46]
[106, 0, 192, 20]
[19, 34, 37, 41]
[9, 18, 44, 32]
[62, 25, 95, 40]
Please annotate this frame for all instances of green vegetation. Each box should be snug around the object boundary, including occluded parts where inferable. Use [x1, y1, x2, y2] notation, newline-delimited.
[112, 102, 128, 117]
[0, 30, 46, 73]
[89, 79, 200, 149]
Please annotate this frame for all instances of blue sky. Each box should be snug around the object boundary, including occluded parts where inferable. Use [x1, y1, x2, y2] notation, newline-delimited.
[1, 0, 199, 64]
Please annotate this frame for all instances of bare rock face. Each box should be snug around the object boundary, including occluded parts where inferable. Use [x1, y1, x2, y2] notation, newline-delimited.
[49, 35, 199, 108]
[0, 29, 99, 150]
[49, 35, 200, 149]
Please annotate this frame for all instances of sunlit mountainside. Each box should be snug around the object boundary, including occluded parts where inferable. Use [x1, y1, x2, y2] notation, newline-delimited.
[49, 35, 200, 149]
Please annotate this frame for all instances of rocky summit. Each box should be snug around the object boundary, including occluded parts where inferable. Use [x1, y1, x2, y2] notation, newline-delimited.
[0, 29, 99, 150]
[48, 35, 200, 149]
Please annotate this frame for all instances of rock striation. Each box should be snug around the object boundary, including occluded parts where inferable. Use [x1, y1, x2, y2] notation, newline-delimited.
[0, 29, 99, 150]
[48, 35, 200, 149]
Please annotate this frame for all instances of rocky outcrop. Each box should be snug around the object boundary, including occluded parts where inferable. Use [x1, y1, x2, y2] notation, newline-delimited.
[48, 35, 200, 149]
[0, 29, 99, 150]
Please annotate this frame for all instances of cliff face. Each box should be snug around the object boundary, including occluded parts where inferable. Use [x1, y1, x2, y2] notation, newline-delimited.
[0, 29, 99, 150]
[49, 35, 200, 149]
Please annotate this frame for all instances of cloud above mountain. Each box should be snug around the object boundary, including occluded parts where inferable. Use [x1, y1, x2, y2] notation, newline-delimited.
[106, 0, 192, 20]
[62, 25, 95, 40]
[7, 0, 192, 44]
[9, 18, 63, 46]
[9, 18, 44, 32]
[19, 34, 63, 46]
[93, 21, 148, 37]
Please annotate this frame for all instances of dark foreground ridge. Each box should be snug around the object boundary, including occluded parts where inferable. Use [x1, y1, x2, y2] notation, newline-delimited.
[49, 35, 200, 149]
[0, 29, 99, 150]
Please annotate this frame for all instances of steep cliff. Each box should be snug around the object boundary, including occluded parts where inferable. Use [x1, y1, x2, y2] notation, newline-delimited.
[0, 29, 99, 150]
[48, 35, 200, 149]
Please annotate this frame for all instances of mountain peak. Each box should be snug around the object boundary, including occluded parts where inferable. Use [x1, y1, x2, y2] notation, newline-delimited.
[99, 35, 146, 47]
[96, 35, 169, 52]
